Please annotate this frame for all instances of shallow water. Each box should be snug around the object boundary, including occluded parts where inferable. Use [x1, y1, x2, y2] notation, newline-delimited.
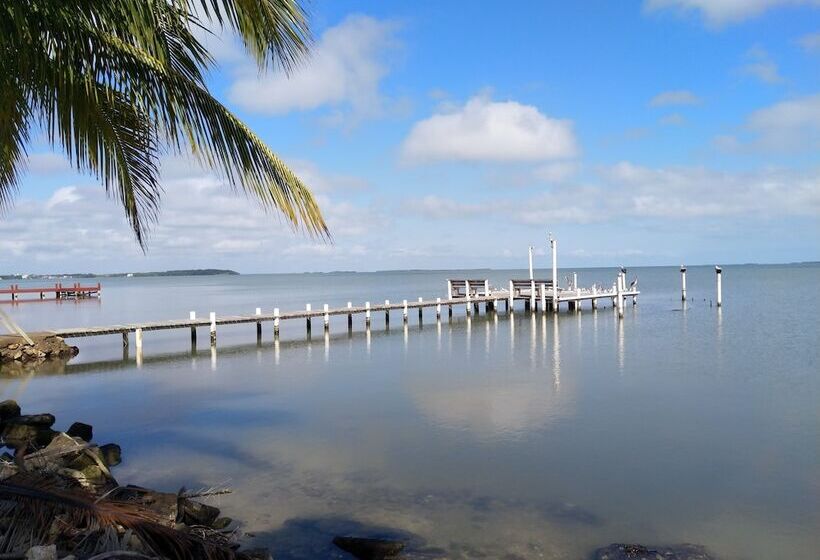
[2, 265, 818, 559]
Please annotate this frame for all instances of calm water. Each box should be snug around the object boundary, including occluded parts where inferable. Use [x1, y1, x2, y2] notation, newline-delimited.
[2, 265, 818, 559]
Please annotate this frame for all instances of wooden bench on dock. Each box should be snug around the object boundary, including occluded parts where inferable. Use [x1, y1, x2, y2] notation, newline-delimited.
[508, 279, 555, 310]
[447, 279, 490, 299]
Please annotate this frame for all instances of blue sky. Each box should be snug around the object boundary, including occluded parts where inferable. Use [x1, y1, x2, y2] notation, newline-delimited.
[3, 0, 820, 273]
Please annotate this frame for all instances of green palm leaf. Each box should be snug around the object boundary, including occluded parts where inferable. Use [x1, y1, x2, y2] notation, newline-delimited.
[0, 0, 328, 248]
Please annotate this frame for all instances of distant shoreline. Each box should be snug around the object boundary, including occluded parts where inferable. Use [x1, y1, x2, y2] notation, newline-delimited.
[0, 269, 239, 280]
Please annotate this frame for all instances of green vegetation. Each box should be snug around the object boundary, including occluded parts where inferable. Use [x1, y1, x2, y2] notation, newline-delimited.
[0, 1, 328, 247]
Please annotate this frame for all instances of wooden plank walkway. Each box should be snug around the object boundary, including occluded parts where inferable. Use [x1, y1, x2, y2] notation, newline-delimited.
[1, 283, 101, 301]
[52, 289, 639, 341]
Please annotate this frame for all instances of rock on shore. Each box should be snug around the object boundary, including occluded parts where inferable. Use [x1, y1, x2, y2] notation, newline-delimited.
[0, 333, 78, 365]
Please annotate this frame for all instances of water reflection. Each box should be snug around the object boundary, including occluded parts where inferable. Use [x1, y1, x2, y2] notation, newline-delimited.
[552, 316, 560, 390]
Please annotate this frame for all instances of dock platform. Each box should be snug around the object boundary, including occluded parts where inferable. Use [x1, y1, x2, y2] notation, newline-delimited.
[1, 283, 101, 302]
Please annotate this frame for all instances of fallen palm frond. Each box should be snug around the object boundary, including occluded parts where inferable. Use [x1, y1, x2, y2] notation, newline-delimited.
[0, 474, 236, 559]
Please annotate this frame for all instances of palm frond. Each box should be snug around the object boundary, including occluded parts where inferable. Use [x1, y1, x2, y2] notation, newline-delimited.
[0, 474, 236, 559]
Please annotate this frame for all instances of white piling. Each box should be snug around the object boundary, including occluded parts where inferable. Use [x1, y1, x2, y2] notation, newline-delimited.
[274, 308, 280, 338]
[135, 328, 143, 350]
[528, 246, 534, 280]
[209, 312, 216, 345]
[616, 275, 624, 319]
[436, 297, 442, 319]
[716, 266, 722, 307]
[550, 234, 558, 314]
[509, 280, 515, 313]
[418, 297, 424, 321]
[305, 303, 312, 334]
[385, 300, 390, 325]
[365, 301, 371, 327]
[347, 302, 353, 329]
[402, 299, 408, 323]
[680, 265, 687, 301]
[323, 303, 330, 330]
[447, 279, 453, 299]
[540, 283, 546, 313]
[592, 285, 598, 309]
[255, 307, 262, 339]
[189, 311, 197, 345]
[530, 279, 536, 312]
[465, 281, 472, 315]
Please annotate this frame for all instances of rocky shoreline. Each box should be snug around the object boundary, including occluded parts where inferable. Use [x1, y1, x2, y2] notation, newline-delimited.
[0, 334, 79, 366]
[0, 399, 272, 560]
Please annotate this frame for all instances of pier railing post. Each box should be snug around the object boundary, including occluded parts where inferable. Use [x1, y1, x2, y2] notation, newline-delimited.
[436, 297, 442, 319]
[716, 266, 722, 307]
[190, 311, 197, 345]
[274, 308, 280, 338]
[402, 300, 408, 323]
[465, 281, 472, 315]
[540, 283, 546, 313]
[324, 304, 330, 331]
[418, 297, 423, 322]
[135, 328, 143, 351]
[305, 304, 312, 335]
[347, 302, 353, 330]
[365, 301, 371, 327]
[592, 285, 598, 310]
[530, 279, 536, 312]
[209, 312, 216, 345]
[447, 279, 453, 299]
[385, 300, 390, 326]
[509, 280, 514, 313]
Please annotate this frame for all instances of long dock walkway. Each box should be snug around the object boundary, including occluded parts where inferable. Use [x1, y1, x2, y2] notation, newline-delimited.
[1, 283, 101, 301]
[52, 287, 639, 349]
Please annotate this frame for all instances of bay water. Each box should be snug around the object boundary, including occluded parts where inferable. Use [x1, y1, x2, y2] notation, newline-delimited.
[1, 264, 818, 559]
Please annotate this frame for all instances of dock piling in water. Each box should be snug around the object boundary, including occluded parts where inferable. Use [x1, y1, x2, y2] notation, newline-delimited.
[190, 311, 197, 345]
[324, 304, 330, 331]
[347, 302, 353, 330]
[681, 266, 687, 301]
[256, 308, 262, 340]
[209, 312, 216, 345]
[716, 266, 722, 307]
[365, 302, 371, 327]
[418, 297, 424, 321]
[385, 300, 390, 326]
[274, 308, 280, 338]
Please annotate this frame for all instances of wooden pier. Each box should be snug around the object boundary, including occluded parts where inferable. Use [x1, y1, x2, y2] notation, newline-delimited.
[1, 283, 101, 302]
[51, 281, 639, 351]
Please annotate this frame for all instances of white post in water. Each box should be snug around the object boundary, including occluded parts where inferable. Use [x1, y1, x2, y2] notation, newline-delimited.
[528, 246, 534, 280]
[716, 266, 722, 307]
[465, 281, 472, 315]
[418, 297, 424, 321]
[135, 328, 143, 351]
[347, 302, 353, 330]
[575, 272, 581, 312]
[540, 283, 546, 314]
[209, 312, 216, 345]
[403, 299, 408, 322]
[680, 265, 687, 301]
[305, 303, 312, 335]
[592, 284, 598, 310]
[274, 308, 280, 338]
[385, 300, 390, 326]
[529, 279, 536, 312]
[447, 279, 453, 299]
[436, 297, 442, 319]
[189, 311, 196, 345]
[616, 274, 624, 319]
[256, 307, 262, 340]
[323, 304, 330, 331]
[508, 280, 515, 313]
[365, 301, 371, 327]
[550, 233, 558, 314]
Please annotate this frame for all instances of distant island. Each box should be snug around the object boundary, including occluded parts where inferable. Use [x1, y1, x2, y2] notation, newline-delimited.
[0, 269, 239, 280]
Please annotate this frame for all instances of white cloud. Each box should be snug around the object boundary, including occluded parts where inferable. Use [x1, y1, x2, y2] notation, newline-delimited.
[798, 31, 820, 52]
[747, 94, 820, 150]
[644, 0, 820, 26]
[0, 162, 376, 270]
[228, 15, 396, 119]
[401, 95, 577, 163]
[28, 153, 72, 175]
[649, 90, 701, 107]
[660, 113, 686, 126]
[406, 164, 820, 225]
[738, 47, 784, 84]
[532, 161, 578, 183]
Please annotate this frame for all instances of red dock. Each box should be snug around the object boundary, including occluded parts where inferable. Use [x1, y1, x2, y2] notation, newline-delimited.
[1, 282, 101, 301]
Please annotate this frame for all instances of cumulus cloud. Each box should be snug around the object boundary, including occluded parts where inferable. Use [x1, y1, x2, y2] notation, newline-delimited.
[406, 164, 820, 225]
[228, 15, 396, 120]
[738, 46, 783, 84]
[798, 31, 820, 52]
[649, 90, 701, 107]
[747, 94, 820, 150]
[644, 0, 820, 26]
[659, 113, 686, 126]
[401, 95, 577, 163]
[0, 164, 376, 271]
